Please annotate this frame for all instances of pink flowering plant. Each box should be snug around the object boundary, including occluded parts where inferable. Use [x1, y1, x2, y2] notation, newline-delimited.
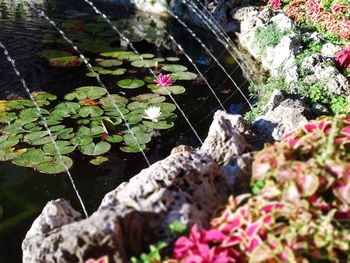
[154, 73, 174, 87]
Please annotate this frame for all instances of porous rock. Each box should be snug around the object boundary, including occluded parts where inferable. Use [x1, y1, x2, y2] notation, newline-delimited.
[199, 110, 248, 165]
[253, 98, 312, 141]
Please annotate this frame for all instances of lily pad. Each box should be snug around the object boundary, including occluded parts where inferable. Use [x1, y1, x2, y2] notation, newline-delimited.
[7, 100, 34, 110]
[151, 85, 186, 95]
[78, 126, 104, 136]
[99, 94, 128, 107]
[111, 68, 127, 76]
[132, 93, 166, 104]
[70, 135, 93, 146]
[117, 79, 145, 89]
[13, 149, 53, 167]
[78, 106, 104, 118]
[162, 64, 187, 72]
[98, 59, 122, 67]
[42, 141, 76, 155]
[0, 148, 27, 161]
[120, 143, 146, 153]
[80, 141, 111, 156]
[0, 135, 19, 149]
[106, 134, 123, 143]
[123, 131, 151, 145]
[49, 56, 83, 68]
[166, 57, 180, 62]
[65, 86, 107, 101]
[131, 60, 157, 68]
[143, 120, 174, 129]
[171, 72, 197, 80]
[35, 156, 73, 174]
[0, 112, 17, 124]
[4, 123, 25, 134]
[86, 72, 100, 78]
[90, 156, 109, 166]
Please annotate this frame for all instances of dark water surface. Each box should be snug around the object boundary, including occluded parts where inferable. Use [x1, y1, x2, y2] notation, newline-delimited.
[0, 0, 249, 261]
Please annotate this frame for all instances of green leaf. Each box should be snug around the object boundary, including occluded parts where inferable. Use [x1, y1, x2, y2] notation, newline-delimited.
[4, 123, 25, 134]
[124, 113, 142, 124]
[151, 85, 186, 95]
[132, 93, 166, 104]
[65, 86, 107, 101]
[166, 57, 180, 62]
[80, 141, 111, 156]
[0, 148, 26, 161]
[171, 72, 197, 80]
[42, 141, 76, 155]
[162, 64, 187, 72]
[0, 135, 19, 149]
[78, 106, 104, 118]
[131, 60, 157, 68]
[19, 108, 49, 120]
[120, 143, 146, 153]
[7, 100, 34, 110]
[111, 68, 127, 75]
[117, 79, 145, 89]
[89, 156, 109, 166]
[0, 112, 17, 124]
[123, 132, 151, 145]
[98, 59, 122, 67]
[106, 134, 123, 143]
[35, 156, 73, 174]
[70, 135, 93, 146]
[143, 120, 174, 129]
[167, 221, 187, 235]
[56, 128, 75, 140]
[99, 94, 128, 107]
[13, 149, 53, 167]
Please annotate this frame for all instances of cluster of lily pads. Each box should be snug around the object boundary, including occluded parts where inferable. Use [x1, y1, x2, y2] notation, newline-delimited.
[0, 87, 177, 174]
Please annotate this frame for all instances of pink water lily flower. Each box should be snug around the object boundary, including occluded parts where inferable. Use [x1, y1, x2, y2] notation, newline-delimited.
[155, 73, 174, 87]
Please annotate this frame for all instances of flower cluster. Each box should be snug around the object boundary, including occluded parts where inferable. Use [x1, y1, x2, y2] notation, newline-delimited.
[172, 115, 350, 262]
[268, 0, 350, 42]
[336, 45, 350, 69]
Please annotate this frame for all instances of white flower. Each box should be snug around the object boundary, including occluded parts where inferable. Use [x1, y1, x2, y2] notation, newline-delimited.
[143, 106, 161, 122]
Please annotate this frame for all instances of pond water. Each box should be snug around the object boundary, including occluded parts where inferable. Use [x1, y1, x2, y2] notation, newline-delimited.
[0, 0, 250, 260]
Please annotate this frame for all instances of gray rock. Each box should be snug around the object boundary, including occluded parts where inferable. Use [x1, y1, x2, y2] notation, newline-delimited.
[24, 199, 81, 239]
[267, 89, 285, 111]
[253, 98, 311, 141]
[321, 43, 341, 57]
[199, 111, 248, 165]
[270, 13, 294, 31]
[230, 6, 259, 21]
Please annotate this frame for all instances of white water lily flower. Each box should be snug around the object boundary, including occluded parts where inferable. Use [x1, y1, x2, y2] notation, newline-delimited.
[143, 106, 161, 122]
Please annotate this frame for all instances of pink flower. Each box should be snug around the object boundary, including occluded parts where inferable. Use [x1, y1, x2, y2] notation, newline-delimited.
[85, 256, 108, 263]
[154, 73, 174, 87]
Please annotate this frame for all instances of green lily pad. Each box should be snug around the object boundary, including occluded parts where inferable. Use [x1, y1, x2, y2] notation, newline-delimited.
[171, 72, 197, 80]
[143, 120, 174, 129]
[90, 156, 109, 166]
[162, 64, 187, 72]
[144, 76, 156, 83]
[7, 100, 34, 110]
[32, 92, 57, 102]
[120, 143, 146, 153]
[106, 134, 123, 143]
[124, 113, 142, 124]
[42, 141, 76, 155]
[49, 125, 66, 132]
[117, 79, 145, 89]
[141, 53, 155, 59]
[86, 72, 100, 78]
[127, 101, 148, 111]
[98, 59, 122, 67]
[65, 86, 107, 101]
[131, 60, 157, 68]
[56, 128, 75, 140]
[151, 85, 186, 95]
[80, 141, 111, 156]
[49, 56, 83, 68]
[77, 126, 104, 136]
[132, 93, 166, 104]
[111, 68, 127, 76]
[155, 102, 177, 112]
[70, 135, 93, 146]
[98, 69, 112, 75]
[123, 131, 151, 145]
[99, 94, 128, 107]
[0, 148, 26, 161]
[100, 50, 134, 59]
[4, 123, 25, 134]
[78, 106, 104, 118]
[0, 112, 17, 124]
[19, 108, 49, 120]
[45, 116, 63, 126]
[0, 135, 19, 149]
[13, 149, 53, 167]
[166, 57, 180, 62]
[35, 156, 73, 174]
